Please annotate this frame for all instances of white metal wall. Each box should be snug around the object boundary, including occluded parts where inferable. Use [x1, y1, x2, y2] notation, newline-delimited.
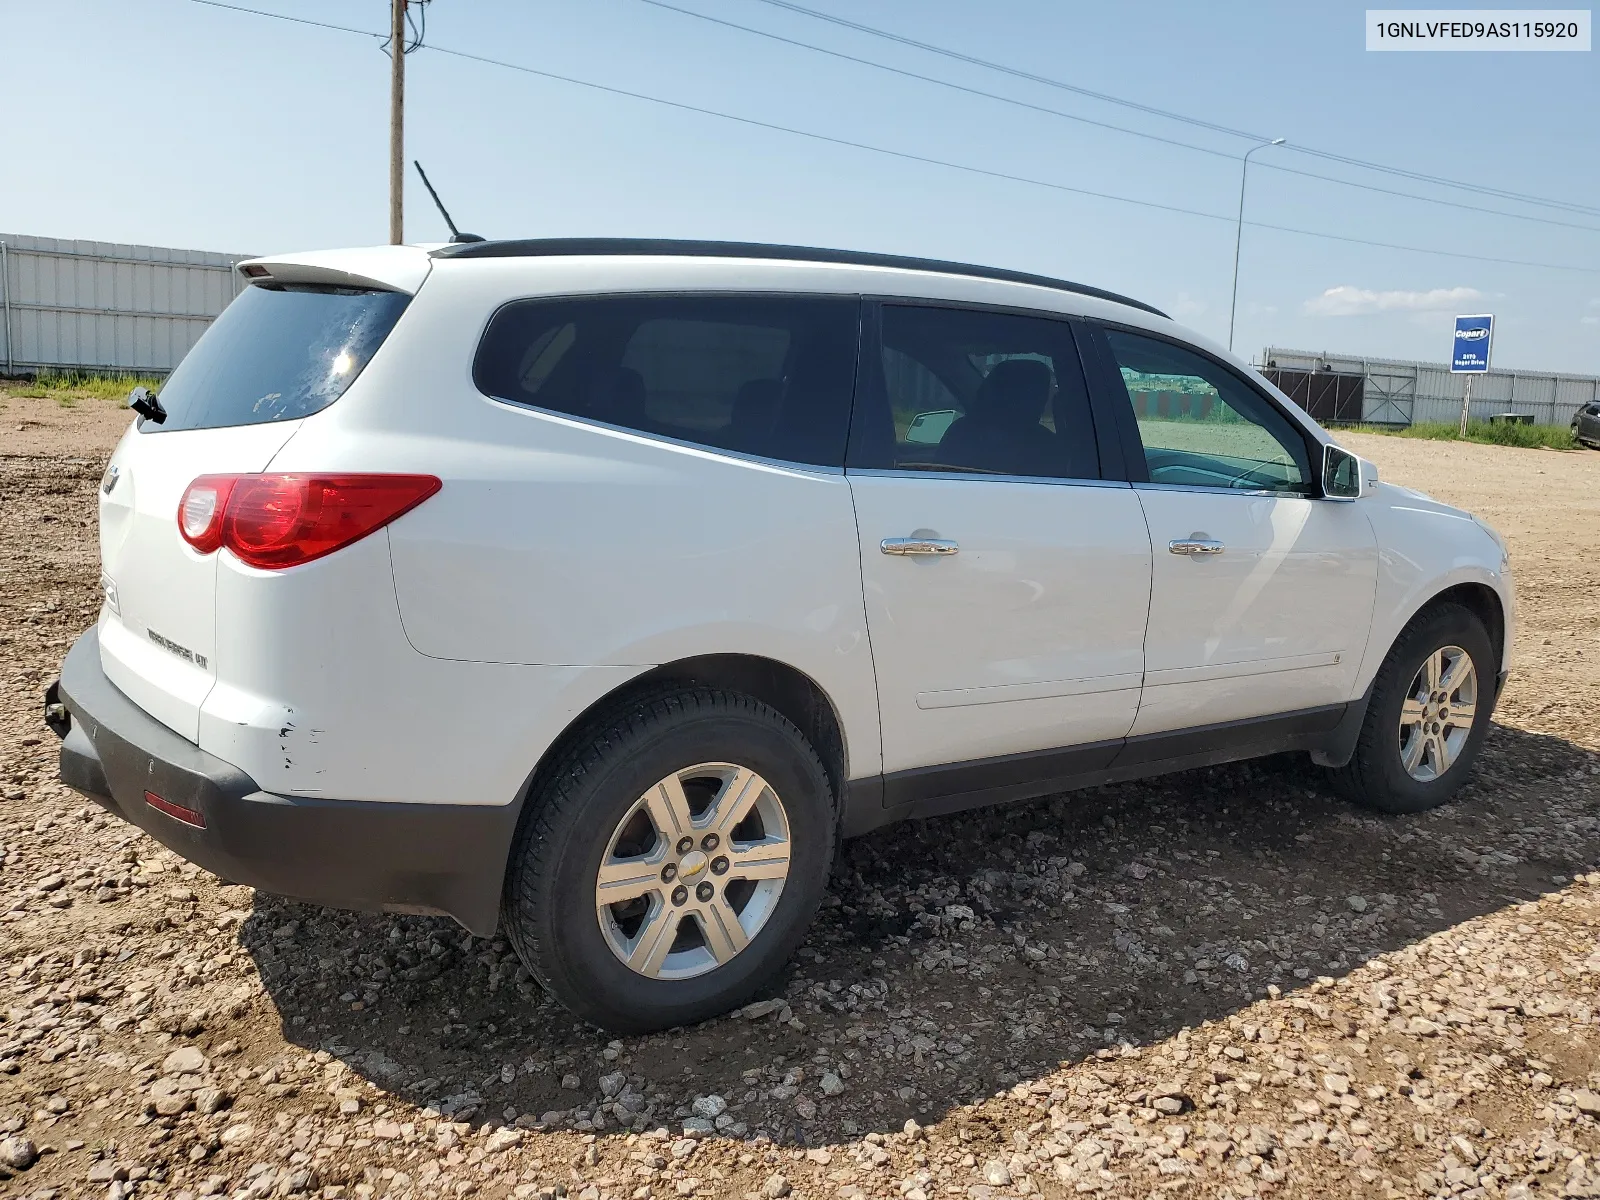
[0, 233, 253, 376]
[1261, 347, 1600, 427]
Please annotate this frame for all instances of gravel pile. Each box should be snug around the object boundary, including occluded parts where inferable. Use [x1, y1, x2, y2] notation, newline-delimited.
[3, 397, 1598, 1200]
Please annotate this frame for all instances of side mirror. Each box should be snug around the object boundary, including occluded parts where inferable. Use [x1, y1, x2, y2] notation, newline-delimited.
[1322, 443, 1373, 501]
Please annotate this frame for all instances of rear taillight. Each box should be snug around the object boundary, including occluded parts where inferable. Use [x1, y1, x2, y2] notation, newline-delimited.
[177, 473, 441, 569]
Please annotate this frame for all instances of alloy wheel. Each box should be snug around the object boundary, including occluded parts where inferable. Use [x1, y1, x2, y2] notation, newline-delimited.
[1397, 645, 1478, 782]
[595, 762, 791, 980]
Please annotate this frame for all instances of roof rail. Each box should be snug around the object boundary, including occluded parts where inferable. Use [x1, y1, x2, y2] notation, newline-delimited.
[431, 238, 1168, 319]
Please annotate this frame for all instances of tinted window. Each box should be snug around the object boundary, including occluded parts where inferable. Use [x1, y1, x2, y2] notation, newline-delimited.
[1100, 329, 1310, 492]
[474, 295, 859, 467]
[149, 284, 409, 432]
[850, 305, 1098, 480]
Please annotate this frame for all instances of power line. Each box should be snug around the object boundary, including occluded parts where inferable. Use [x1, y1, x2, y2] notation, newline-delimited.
[629, 0, 1243, 165]
[1286, 144, 1600, 218]
[188, 0, 382, 39]
[634, 0, 1600, 236]
[745, 0, 1600, 221]
[421, 42, 1236, 226]
[745, 0, 1263, 142]
[1258, 160, 1600, 234]
[1244, 220, 1600, 273]
[423, 40, 1600, 274]
[180, 0, 1600, 274]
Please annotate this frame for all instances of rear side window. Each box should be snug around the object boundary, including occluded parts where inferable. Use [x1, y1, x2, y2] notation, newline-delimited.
[848, 304, 1100, 480]
[149, 284, 409, 432]
[474, 295, 860, 467]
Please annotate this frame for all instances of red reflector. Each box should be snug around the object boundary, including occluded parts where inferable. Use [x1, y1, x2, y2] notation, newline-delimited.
[145, 790, 206, 828]
[241, 264, 270, 278]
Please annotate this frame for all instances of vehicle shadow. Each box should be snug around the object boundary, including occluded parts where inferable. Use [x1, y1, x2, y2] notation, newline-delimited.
[242, 720, 1600, 1147]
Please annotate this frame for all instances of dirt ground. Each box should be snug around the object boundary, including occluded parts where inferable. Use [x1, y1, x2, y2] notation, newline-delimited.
[3, 390, 1600, 1200]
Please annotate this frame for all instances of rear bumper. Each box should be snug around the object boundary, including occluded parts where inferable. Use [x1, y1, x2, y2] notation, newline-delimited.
[48, 627, 517, 935]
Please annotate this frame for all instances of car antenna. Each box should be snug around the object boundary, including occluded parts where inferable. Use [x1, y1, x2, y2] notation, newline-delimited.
[412, 160, 485, 244]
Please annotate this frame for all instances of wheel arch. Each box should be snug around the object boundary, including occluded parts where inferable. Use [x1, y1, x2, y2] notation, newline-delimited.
[512, 653, 850, 830]
[1324, 576, 1508, 773]
[1424, 581, 1506, 671]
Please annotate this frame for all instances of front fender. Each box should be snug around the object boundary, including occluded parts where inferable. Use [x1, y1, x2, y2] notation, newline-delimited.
[1354, 491, 1514, 695]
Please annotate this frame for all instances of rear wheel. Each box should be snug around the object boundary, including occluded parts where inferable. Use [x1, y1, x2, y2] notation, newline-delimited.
[502, 687, 834, 1032]
[1329, 602, 1496, 814]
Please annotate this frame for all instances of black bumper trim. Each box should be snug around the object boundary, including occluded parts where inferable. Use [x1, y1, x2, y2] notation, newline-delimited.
[50, 627, 517, 935]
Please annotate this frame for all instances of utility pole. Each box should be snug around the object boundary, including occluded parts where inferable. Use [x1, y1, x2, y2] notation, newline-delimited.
[389, 0, 406, 245]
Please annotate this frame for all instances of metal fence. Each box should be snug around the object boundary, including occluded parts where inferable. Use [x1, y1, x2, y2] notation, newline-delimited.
[0, 233, 252, 377]
[1258, 346, 1600, 428]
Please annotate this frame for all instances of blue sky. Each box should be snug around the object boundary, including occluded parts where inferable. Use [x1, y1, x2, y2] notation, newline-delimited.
[7, 0, 1598, 372]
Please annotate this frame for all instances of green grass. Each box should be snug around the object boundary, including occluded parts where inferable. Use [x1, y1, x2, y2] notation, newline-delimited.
[1341, 419, 1578, 451]
[12, 371, 164, 405]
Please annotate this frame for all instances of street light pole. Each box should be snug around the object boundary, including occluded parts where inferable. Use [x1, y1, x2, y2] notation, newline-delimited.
[1227, 136, 1285, 353]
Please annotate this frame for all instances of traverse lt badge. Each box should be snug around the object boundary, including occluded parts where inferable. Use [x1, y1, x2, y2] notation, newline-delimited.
[148, 628, 207, 670]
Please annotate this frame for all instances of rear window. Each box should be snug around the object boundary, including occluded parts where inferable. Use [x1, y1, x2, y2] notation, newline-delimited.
[146, 284, 409, 432]
[473, 294, 860, 468]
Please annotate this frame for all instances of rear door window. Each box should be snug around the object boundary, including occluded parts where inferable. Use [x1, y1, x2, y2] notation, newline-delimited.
[474, 295, 860, 468]
[848, 304, 1100, 480]
[149, 284, 409, 432]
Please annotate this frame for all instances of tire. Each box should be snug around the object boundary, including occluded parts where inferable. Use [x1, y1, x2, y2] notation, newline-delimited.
[1329, 601, 1496, 814]
[501, 686, 835, 1033]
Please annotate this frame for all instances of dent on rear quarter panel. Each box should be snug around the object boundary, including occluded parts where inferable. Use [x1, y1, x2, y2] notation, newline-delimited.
[202, 524, 646, 807]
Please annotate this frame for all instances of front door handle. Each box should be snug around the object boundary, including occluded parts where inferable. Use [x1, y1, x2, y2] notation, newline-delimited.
[881, 537, 959, 557]
[1168, 538, 1225, 556]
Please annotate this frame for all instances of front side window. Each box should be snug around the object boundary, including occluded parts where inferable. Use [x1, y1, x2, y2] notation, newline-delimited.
[150, 284, 409, 432]
[851, 304, 1099, 480]
[1099, 329, 1310, 493]
[474, 295, 859, 468]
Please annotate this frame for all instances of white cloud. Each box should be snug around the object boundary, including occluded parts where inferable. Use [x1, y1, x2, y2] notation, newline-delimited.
[1583, 315, 1600, 326]
[1171, 292, 1206, 320]
[1304, 285, 1485, 317]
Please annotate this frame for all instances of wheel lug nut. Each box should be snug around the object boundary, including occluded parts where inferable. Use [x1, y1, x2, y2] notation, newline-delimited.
[711, 856, 729, 876]
[671, 885, 688, 906]
[676, 836, 694, 855]
[701, 833, 720, 851]
[661, 863, 677, 882]
[696, 881, 714, 902]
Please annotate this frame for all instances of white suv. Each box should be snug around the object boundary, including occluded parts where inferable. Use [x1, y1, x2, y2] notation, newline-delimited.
[47, 239, 1514, 1032]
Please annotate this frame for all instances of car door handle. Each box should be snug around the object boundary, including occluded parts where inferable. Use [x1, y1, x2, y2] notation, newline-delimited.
[881, 537, 959, 556]
[1168, 538, 1225, 556]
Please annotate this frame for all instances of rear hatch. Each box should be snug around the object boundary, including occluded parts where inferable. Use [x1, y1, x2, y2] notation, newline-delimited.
[98, 279, 411, 741]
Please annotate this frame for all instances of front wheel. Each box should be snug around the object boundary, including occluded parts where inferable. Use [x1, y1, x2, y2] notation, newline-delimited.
[501, 687, 835, 1033]
[1329, 602, 1497, 814]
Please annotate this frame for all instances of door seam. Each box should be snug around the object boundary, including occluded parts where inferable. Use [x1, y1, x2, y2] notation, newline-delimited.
[1127, 487, 1156, 740]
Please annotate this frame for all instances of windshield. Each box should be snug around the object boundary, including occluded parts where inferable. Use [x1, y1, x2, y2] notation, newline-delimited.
[146, 283, 409, 432]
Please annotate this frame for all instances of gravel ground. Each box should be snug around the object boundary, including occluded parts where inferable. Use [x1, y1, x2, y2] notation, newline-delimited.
[3, 392, 1599, 1200]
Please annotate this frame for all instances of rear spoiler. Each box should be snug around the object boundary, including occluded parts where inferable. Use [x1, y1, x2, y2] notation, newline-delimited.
[235, 245, 433, 295]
